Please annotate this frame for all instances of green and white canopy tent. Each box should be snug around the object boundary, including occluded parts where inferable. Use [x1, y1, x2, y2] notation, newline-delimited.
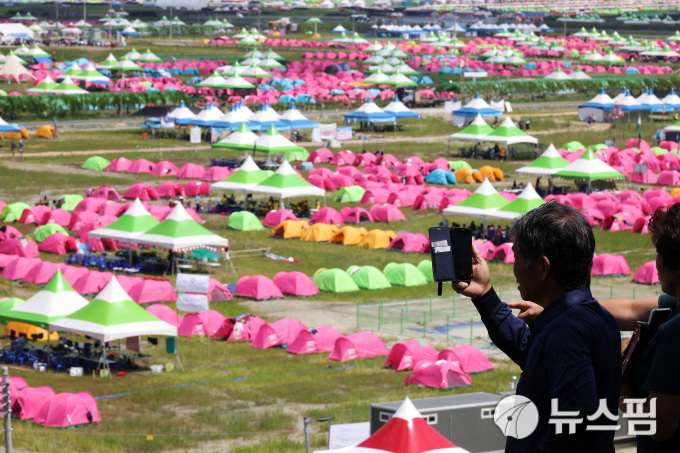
[26, 74, 59, 94]
[90, 198, 160, 242]
[486, 183, 545, 220]
[2, 270, 89, 329]
[442, 177, 509, 228]
[110, 57, 143, 73]
[479, 117, 539, 146]
[222, 73, 256, 89]
[134, 203, 229, 252]
[212, 122, 257, 150]
[253, 125, 307, 158]
[449, 114, 494, 143]
[96, 53, 119, 70]
[49, 76, 89, 95]
[211, 156, 273, 192]
[248, 160, 325, 200]
[515, 143, 570, 176]
[197, 71, 231, 89]
[554, 149, 624, 191]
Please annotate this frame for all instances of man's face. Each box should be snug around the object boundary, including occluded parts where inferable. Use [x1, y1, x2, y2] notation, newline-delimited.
[512, 243, 539, 303]
[656, 252, 679, 297]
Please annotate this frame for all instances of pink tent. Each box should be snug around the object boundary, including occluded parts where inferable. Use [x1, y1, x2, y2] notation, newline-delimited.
[23, 261, 66, 285]
[341, 206, 374, 223]
[72, 271, 113, 295]
[310, 207, 343, 225]
[14, 386, 56, 421]
[33, 392, 101, 428]
[0, 225, 22, 241]
[94, 186, 121, 201]
[177, 163, 206, 179]
[384, 339, 438, 371]
[437, 345, 494, 374]
[473, 239, 495, 260]
[307, 148, 333, 163]
[329, 332, 389, 362]
[124, 183, 160, 201]
[61, 266, 89, 287]
[591, 254, 631, 276]
[150, 161, 178, 177]
[404, 360, 473, 389]
[387, 233, 429, 253]
[18, 205, 51, 224]
[0, 254, 19, 270]
[73, 197, 106, 214]
[105, 157, 132, 172]
[156, 181, 185, 199]
[263, 209, 297, 227]
[117, 275, 144, 294]
[370, 204, 406, 222]
[98, 202, 121, 217]
[68, 211, 99, 231]
[39, 209, 71, 227]
[331, 150, 358, 166]
[178, 310, 227, 338]
[273, 271, 320, 296]
[1, 257, 41, 280]
[633, 216, 651, 234]
[129, 279, 177, 304]
[632, 261, 660, 285]
[235, 275, 284, 300]
[489, 242, 514, 263]
[203, 166, 232, 181]
[209, 279, 233, 301]
[4, 377, 28, 415]
[386, 191, 418, 207]
[250, 318, 308, 349]
[184, 180, 211, 196]
[146, 304, 182, 327]
[126, 159, 156, 174]
[287, 325, 343, 355]
[0, 238, 40, 258]
[223, 314, 266, 342]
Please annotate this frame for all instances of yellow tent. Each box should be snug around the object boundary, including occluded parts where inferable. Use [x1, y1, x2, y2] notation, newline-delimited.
[479, 166, 497, 182]
[470, 170, 484, 182]
[5, 128, 29, 140]
[271, 220, 310, 239]
[671, 187, 680, 198]
[3, 322, 59, 342]
[454, 168, 475, 184]
[329, 226, 367, 245]
[301, 223, 338, 242]
[34, 125, 58, 139]
[357, 229, 397, 249]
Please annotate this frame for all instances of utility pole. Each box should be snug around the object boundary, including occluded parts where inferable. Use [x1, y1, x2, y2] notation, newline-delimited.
[83, 0, 87, 24]
[169, 7, 173, 41]
[2, 367, 12, 453]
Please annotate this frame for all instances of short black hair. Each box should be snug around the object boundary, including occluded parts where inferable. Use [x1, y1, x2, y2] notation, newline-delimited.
[649, 204, 680, 271]
[511, 201, 595, 291]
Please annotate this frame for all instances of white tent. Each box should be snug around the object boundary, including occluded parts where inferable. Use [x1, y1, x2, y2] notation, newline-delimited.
[0, 55, 35, 82]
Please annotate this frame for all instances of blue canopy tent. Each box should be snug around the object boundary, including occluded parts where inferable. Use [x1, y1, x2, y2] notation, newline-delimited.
[280, 103, 320, 129]
[578, 89, 615, 122]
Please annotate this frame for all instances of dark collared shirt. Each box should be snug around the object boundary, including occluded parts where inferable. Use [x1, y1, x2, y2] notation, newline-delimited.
[473, 287, 621, 453]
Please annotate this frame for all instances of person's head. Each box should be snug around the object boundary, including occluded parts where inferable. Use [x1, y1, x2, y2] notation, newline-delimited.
[511, 201, 595, 301]
[649, 204, 680, 296]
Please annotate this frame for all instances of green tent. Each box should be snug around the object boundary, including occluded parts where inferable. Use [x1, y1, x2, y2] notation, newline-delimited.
[227, 211, 264, 231]
[249, 160, 325, 199]
[0, 298, 24, 315]
[515, 143, 570, 177]
[448, 160, 472, 171]
[282, 148, 311, 162]
[417, 260, 434, 283]
[190, 248, 222, 261]
[58, 194, 84, 212]
[334, 186, 366, 203]
[348, 265, 392, 290]
[0, 202, 30, 222]
[81, 156, 110, 171]
[487, 183, 545, 220]
[33, 223, 68, 243]
[563, 141, 585, 152]
[211, 156, 274, 192]
[313, 268, 359, 293]
[554, 149, 625, 181]
[383, 263, 428, 286]
[89, 198, 160, 243]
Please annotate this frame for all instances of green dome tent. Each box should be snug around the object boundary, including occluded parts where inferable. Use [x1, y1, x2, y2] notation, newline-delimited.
[190, 248, 222, 261]
[0, 202, 30, 222]
[81, 156, 110, 171]
[313, 268, 359, 293]
[448, 160, 472, 171]
[227, 211, 264, 231]
[57, 194, 84, 212]
[383, 262, 428, 286]
[34, 223, 68, 243]
[417, 260, 434, 283]
[348, 265, 392, 290]
[334, 186, 366, 203]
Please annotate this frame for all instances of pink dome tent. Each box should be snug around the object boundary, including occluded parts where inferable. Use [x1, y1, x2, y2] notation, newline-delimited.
[273, 271, 319, 296]
[307, 147, 333, 163]
[250, 318, 308, 349]
[123, 183, 159, 201]
[341, 206, 374, 223]
[117, 275, 144, 294]
[0, 254, 19, 270]
[370, 204, 407, 222]
[105, 157, 132, 172]
[73, 197, 106, 214]
[157, 182, 186, 199]
[387, 233, 429, 253]
[33, 392, 101, 428]
[178, 310, 227, 338]
[632, 261, 660, 285]
[61, 266, 89, 287]
[287, 325, 344, 355]
[177, 163, 206, 179]
[39, 209, 71, 227]
[0, 238, 40, 258]
[184, 180, 211, 196]
[263, 209, 297, 227]
[221, 314, 266, 342]
[235, 275, 284, 300]
[203, 166, 232, 182]
[150, 161, 179, 177]
[146, 304, 182, 327]
[72, 271, 113, 295]
[384, 339, 438, 371]
[633, 216, 651, 234]
[591, 254, 631, 277]
[489, 242, 515, 263]
[310, 207, 343, 225]
[404, 360, 473, 390]
[5, 377, 28, 415]
[437, 345, 494, 374]
[329, 332, 389, 362]
[0, 257, 42, 281]
[0, 225, 22, 241]
[209, 279, 233, 301]
[129, 279, 177, 304]
[126, 159, 156, 174]
[94, 186, 121, 201]
[14, 386, 56, 421]
[18, 205, 51, 224]
[23, 261, 66, 285]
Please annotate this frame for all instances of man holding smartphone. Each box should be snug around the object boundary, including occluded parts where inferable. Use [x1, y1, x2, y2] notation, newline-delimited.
[452, 201, 621, 452]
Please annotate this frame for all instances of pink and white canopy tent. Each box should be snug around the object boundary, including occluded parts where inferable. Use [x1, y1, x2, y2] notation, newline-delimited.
[287, 325, 343, 355]
[33, 392, 101, 428]
[405, 360, 474, 390]
[437, 345, 494, 374]
[329, 332, 389, 362]
[384, 339, 438, 371]
[250, 318, 308, 349]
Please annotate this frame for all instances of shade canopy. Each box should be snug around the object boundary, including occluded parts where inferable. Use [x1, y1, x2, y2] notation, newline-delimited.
[442, 178, 508, 217]
[89, 198, 159, 242]
[449, 114, 494, 141]
[248, 160, 325, 198]
[515, 143, 570, 176]
[486, 183, 545, 220]
[479, 117, 538, 145]
[452, 93, 502, 118]
[210, 156, 274, 192]
[554, 149, 625, 181]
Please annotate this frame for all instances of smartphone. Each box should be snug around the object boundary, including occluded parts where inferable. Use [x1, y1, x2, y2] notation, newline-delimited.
[429, 226, 455, 283]
[451, 227, 473, 282]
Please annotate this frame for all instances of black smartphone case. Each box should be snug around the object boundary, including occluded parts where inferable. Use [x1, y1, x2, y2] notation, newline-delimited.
[429, 226, 455, 283]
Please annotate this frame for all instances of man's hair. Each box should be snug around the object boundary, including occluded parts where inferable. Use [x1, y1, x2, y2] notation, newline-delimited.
[648, 204, 680, 271]
[511, 201, 595, 290]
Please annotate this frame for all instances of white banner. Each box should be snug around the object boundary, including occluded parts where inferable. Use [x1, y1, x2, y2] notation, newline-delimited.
[327, 422, 370, 450]
[505, 101, 513, 113]
[176, 273, 210, 293]
[336, 126, 353, 141]
[463, 71, 488, 78]
[177, 293, 209, 313]
[444, 101, 455, 114]
[452, 115, 466, 128]
[311, 127, 322, 143]
[190, 127, 201, 144]
[319, 123, 337, 140]
[490, 100, 505, 112]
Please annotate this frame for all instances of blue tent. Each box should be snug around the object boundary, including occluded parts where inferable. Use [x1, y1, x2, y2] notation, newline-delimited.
[281, 103, 321, 129]
[579, 89, 615, 109]
[625, 68, 640, 75]
[419, 76, 434, 84]
[452, 93, 502, 118]
[425, 169, 457, 185]
[343, 98, 397, 123]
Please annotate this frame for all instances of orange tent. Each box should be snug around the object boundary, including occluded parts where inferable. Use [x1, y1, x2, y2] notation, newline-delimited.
[357, 229, 397, 249]
[3, 322, 59, 342]
[271, 220, 309, 239]
[5, 128, 29, 140]
[479, 166, 497, 182]
[301, 223, 338, 242]
[34, 125, 58, 139]
[454, 168, 475, 184]
[470, 170, 484, 182]
[330, 226, 367, 245]
[671, 187, 680, 198]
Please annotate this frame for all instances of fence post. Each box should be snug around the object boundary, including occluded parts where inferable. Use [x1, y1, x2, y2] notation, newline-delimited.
[405, 297, 408, 314]
[423, 312, 427, 339]
[356, 302, 360, 330]
[633, 287, 636, 299]
[610, 285, 613, 299]
[429, 296, 433, 321]
[470, 318, 473, 345]
[400, 309, 404, 335]
[452, 294, 456, 318]
[379, 300, 383, 331]
[446, 315, 450, 342]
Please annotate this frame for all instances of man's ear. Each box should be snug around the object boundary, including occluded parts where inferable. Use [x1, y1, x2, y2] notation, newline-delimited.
[535, 255, 551, 281]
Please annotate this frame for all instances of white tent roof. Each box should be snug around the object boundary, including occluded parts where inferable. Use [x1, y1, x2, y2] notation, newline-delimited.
[168, 101, 196, 121]
[248, 160, 325, 198]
